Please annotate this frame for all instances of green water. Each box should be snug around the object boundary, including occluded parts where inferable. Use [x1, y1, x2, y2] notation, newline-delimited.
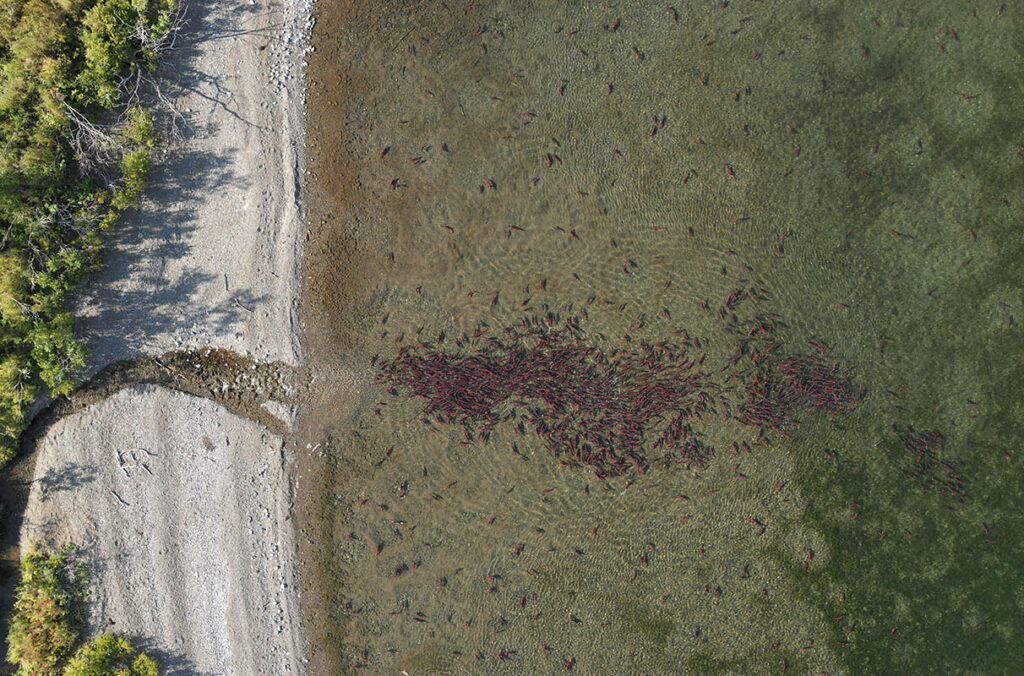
[304, 1, 1023, 672]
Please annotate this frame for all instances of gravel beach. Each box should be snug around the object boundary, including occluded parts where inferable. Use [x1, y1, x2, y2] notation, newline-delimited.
[21, 385, 303, 675]
[16, 0, 313, 672]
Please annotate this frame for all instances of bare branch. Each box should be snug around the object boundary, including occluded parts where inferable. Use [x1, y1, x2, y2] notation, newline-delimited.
[54, 3, 191, 177]
[132, 2, 189, 57]
[60, 100, 122, 178]
[139, 73, 192, 142]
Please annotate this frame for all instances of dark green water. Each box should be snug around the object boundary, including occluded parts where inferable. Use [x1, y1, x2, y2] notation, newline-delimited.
[301, 2, 1023, 672]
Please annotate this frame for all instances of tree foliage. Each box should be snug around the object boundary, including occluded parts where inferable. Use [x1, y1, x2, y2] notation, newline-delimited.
[76, 0, 177, 108]
[63, 634, 159, 676]
[5, 543, 89, 675]
[6, 543, 161, 675]
[0, 0, 176, 465]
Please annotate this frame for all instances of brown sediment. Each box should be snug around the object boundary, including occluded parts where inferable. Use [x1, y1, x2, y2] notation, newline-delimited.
[30, 349, 302, 437]
[294, 3, 386, 673]
[294, 3, 485, 667]
[301, 5, 416, 356]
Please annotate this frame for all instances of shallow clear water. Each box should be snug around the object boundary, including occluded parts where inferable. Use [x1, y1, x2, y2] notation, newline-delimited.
[300, 2, 1023, 672]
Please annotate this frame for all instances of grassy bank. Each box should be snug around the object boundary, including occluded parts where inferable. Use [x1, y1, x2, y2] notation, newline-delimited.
[0, 0, 180, 468]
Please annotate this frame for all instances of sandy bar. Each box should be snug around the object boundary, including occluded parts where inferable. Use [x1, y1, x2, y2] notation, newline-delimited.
[18, 0, 312, 672]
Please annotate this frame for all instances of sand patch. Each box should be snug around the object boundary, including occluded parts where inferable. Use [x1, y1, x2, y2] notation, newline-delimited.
[22, 385, 302, 675]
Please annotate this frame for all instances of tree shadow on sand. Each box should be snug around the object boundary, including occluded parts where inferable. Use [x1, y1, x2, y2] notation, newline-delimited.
[72, 143, 269, 377]
[35, 462, 98, 503]
[69, 0, 286, 378]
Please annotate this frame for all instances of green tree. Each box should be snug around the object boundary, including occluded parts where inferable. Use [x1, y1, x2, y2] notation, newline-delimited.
[111, 146, 151, 209]
[0, 352, 37, 464]
[6, 543, 89, 676]
[0, 0, 180, 471]
[0, 248, 31, 323]
[76, 0, 137, 108]
[63, 634, 159, 676]
[30, 313, 87, 396]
